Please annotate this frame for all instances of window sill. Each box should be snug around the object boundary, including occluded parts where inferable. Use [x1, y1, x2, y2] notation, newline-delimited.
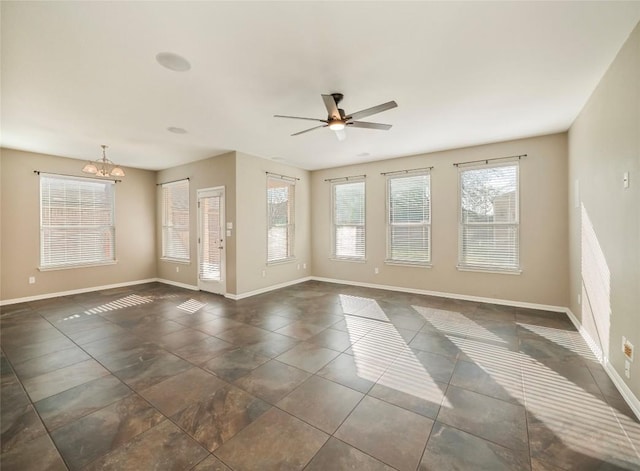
[384, 260, 432, 268]
[456, 265, 522, 275]
[267, 258, 297, 266]
[160, 257, 191, 265]
[330, 257, 367, 264]
[38, 260, 118, 271]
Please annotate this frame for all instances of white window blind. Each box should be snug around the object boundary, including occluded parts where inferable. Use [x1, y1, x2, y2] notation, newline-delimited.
[40, 174, 115, 269]
[387, 172, 431, 265]
[199, 193, 222, 281]
[459, 162, 519, 271]
[332, 180, 365, 260]
[267, 176, 295, 262]
[162, 180, 190, 262]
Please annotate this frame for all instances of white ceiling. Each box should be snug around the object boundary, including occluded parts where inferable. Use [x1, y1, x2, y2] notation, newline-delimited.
[2, 2, 639, 171]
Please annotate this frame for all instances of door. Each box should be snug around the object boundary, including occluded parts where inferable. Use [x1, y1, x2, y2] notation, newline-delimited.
[197, 187, 226, 295]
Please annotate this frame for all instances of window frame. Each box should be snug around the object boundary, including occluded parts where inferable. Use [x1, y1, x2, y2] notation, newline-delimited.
[385, 171, 432, 267]
[161, 179, 191, 263]
[457, 161, 521, 274]
[331, 179, 366, 262]
[266, 175, 296, 264]
[39, 173, 116, 271]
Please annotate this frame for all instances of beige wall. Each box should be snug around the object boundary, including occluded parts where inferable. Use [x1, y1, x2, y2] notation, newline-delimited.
[0, 148, 157, 300]
[235, 152, 311, 295]
[156, 152, 237, 293]
[568, 23, 640, 396]
[311, 133, 569, 307]
[155, 151, 310, 297]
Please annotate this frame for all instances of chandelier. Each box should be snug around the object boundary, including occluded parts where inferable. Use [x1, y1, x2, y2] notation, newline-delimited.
[82, 145, 125, 177]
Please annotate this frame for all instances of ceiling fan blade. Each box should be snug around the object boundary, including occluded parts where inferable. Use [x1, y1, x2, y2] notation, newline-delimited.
[291, 125, 327, 136]
[349, 121, 392, 130]
[274, 114, 327, 123]
[334, 129, 347, 142]
[346, 101, 397, 121]
[321, 94, 340, 120]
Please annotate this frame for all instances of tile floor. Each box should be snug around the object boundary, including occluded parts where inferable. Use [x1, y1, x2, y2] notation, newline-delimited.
[1, 281, 638, 470]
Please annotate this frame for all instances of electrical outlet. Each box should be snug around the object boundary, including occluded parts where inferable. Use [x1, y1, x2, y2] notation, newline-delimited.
[303, 263, 306, 269]
[28, 276, 35, 284]
[297, 264, 300, 270]
[625, 360, 631, 379]
[623, 338, 634, 361]
[176, 266, 179, 273]
[623, 171, 629, 189]
[374, 267, 379, 274]
[261, 269, 266, 278]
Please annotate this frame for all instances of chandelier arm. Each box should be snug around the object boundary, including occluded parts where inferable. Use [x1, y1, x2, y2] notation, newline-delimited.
[82, 145, 125, 177]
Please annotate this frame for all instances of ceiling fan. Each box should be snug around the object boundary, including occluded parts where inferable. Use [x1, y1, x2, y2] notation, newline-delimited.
[274, 93, 397, 141]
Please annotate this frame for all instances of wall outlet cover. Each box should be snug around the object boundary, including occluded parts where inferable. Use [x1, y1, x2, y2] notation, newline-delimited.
[623, 339, 634, 361]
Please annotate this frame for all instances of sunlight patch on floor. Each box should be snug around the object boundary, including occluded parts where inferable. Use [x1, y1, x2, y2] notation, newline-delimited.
[524, 359, 640, 465]
[177, 299, 207, 313]
[82, 294, 152, 316]
[341, 294, 450, 408]
[338, 294, 389, 321]
[412, 306, 474, 338]
[518, 323, 597, 361]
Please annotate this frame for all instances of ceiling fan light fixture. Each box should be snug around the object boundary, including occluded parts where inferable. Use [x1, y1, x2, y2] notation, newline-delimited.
[274, 93, 397, 140]
[329, 120, 345, 131]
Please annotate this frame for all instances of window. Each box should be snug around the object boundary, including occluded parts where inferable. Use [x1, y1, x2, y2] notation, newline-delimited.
[332, 180, 365, 260]
[40, 174, 115, 269]
[162, 179, 190, 262]
[387, 172, 431, 265]
[267, 176, 295, 262]
[459, 162, 519, 272]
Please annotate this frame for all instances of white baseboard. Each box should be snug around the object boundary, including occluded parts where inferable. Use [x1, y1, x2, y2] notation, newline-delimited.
[0, 275, 305, 305]
[604, 361, 640, 420]
[155, 278, 199, 291]
[0, 278, 159, 306]
[310, 276, 567, 313]
[226, 276, 312, 300]
[564, 308, 605, 362]
[565, 309, 640, 421]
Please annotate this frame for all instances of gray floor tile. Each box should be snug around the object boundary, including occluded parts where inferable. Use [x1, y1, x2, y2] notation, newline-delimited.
[420, 422, 530, 470]
[278, 375, 363, 433]
[437, 386, 528, 453]
[335, 396, 433, 471]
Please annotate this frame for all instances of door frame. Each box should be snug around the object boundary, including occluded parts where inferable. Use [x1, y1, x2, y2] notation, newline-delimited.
[197, 186, 226, 295]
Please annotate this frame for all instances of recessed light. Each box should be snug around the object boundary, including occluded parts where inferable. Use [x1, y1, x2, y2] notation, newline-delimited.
[156, 52, 191, 72]
[167, 127, 188, 134]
